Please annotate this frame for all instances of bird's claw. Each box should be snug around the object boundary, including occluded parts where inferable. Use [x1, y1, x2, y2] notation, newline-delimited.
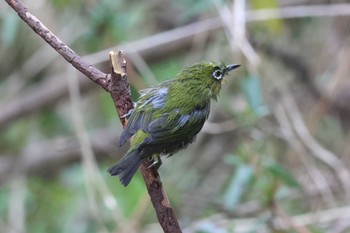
[120, 108, 134, 119]
[147, 155, 162, 170]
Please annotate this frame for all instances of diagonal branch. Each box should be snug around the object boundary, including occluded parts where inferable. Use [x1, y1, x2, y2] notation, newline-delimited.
[5, 0, 182, 232]
[5, 0, 109, 91]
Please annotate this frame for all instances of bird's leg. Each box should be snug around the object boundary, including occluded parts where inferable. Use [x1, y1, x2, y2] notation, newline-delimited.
[147, 155, 162, 170]
[120, 108, 134, 119]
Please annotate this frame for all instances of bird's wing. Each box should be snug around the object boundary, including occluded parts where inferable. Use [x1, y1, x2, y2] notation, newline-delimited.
[119, 80, 173, 146]
[144, 104, 210, 145]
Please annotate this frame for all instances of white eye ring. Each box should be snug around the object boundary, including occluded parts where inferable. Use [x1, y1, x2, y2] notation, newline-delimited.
[212, 70, 223, 80]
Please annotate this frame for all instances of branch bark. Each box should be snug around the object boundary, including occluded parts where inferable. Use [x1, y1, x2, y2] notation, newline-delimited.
[109, 52, 182, 232]
[5, 0, 182, 232]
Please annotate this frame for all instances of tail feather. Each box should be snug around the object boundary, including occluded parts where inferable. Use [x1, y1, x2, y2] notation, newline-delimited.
[108, 150, 142, 186]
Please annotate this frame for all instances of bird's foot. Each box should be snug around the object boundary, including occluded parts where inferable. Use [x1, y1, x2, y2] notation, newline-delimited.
[147, 155, 162, 170]
[120, 108, 134, 119]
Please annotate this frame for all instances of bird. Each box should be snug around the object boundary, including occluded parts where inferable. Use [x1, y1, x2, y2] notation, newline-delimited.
[108, 61, 240, 186]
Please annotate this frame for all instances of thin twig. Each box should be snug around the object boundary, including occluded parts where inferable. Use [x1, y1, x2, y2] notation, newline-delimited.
[214, 0, 260, 69]
[272, 204, 312, 233]
[274, 103, 337, 206]
[280, 88, 350, 199]
[83, 17, 222, 65]
[246, 4, 350, 21]
[201, 120, 236, 134]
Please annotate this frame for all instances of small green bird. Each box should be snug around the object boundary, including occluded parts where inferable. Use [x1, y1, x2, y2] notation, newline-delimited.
[108, 61, 240, 186]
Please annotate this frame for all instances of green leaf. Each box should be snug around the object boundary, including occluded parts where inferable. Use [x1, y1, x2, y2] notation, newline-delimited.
[240, 74, 268, 116]
[38, 109, 70, 137]
[250, 0, 283, 34]
[194, 222, 227, 233]
[98, 92, 118, 121]
[223, 154, 243, 166]
[2, 12, 20, 46]
[150, 58, 183, 82]
[223, 165, 253, 210]
[265, 162, 300, 188]
[108, 172, 147, 217]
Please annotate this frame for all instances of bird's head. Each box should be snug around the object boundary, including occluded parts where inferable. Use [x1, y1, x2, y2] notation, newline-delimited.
[178, 61, 240, 100]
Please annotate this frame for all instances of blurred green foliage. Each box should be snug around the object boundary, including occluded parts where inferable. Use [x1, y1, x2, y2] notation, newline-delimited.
[82, 0, 148, 51]
[250, 0, 283, 34]
[1, 11, 20, 47]
[223, 159, 253, 210]
[240, 74, 268, 117]
[1, 0, 349, 232]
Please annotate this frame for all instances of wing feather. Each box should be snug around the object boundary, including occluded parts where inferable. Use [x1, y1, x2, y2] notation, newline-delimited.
[119, 80, 173, 146]
[119, 79, 210, 150]
[145, 105, 210, 144]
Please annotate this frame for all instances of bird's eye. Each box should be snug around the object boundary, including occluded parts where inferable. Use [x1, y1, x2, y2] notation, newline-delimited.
[212, 70, 223, 80]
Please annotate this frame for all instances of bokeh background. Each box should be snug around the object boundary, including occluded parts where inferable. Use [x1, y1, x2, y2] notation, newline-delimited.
[1, 0, 350, 232]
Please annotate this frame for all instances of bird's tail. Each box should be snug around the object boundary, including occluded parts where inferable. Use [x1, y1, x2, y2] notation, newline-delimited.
[108, 150, 142, 186]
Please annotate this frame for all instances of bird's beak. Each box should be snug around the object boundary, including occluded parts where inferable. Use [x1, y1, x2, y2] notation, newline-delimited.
[223, 64, 241, 74]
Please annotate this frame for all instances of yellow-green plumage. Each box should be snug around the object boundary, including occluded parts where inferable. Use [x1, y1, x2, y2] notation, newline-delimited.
[108, 61, 240, 186]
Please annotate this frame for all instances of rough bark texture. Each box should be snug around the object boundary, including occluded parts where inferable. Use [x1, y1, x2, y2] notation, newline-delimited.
[140, 164, 182, 232]
[108, 51, 134, 126]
